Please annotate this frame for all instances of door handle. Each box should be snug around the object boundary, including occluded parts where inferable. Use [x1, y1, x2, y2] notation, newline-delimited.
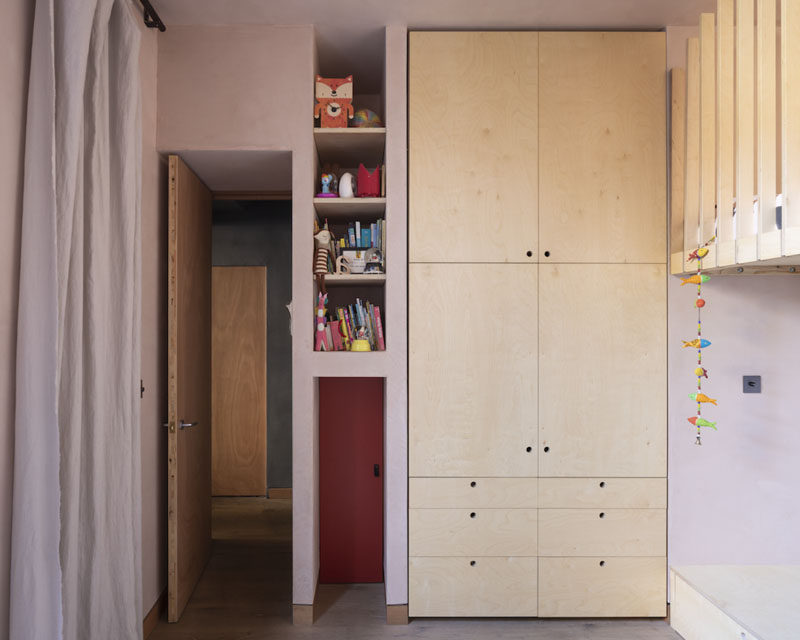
[179, 420, 199, 430]
[374, 464, 380, 477]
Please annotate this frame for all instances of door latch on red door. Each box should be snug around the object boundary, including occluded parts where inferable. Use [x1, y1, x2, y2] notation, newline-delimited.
[374, 464, 380, 477]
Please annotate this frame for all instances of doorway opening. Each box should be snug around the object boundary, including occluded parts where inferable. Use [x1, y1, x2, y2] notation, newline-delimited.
[163, 150, 294, 630]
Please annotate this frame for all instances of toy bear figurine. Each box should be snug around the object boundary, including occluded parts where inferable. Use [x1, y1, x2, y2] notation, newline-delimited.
[315, 75, 354, 128]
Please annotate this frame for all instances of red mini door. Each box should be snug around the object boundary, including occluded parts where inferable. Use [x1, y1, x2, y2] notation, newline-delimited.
[319, 377, 384, 583]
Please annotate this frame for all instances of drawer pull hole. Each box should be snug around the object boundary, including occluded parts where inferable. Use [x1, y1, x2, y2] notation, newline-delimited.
[599, 560, 606, 567]
[526, 446, 532, 452]
[543, 446, 550, 453]
[470, 512, 476, 518]
[526, 250, 533, 257]
[470, 560, 476, 567]
[599, 481, 606, 488]
[599, 512, 606, 518]
[470, 481, 477, 488]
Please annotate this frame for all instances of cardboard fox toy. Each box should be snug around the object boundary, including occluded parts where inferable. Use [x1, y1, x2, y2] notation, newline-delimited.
[314, 75, 354, 127]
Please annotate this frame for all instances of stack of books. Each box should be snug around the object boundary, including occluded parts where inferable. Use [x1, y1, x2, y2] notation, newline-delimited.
[316, 298, 385, 352]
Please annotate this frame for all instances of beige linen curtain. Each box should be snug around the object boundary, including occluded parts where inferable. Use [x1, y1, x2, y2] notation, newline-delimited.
[11, 0, 142, 638]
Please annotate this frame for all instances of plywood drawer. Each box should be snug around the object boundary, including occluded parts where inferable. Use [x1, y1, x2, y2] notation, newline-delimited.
[410, 478, 538, 509]
[409, 556, 538, 617]
[538, 509, 665, 556]
[538, 478, 666, 509]
[539, 557, 666, 617]
[410, 509, 537, 556]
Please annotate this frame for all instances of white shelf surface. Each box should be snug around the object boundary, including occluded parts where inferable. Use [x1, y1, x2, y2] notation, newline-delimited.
[313, 197, 386, 218]
[323, 273, 386, 286]
[313, 127, 386, 166]
[671, 565, 800, 640]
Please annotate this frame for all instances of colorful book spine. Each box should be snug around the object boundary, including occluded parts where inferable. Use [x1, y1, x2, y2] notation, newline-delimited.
[355, 221, 361, 247]
[361, 229, 370, 249]
[329, 320, 343, 351]
[348, 226, 356, 247]
[337, 309, 350, 350]
[374, 306, 385, 351]
[370, 223, 377, 248]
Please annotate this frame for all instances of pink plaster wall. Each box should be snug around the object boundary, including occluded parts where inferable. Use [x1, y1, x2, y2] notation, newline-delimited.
[155, 24, 319, 604]
[0, 0, 34, 634]
[668, 274, 800, 565]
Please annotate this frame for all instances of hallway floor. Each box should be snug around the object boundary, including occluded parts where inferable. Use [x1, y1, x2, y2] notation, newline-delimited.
[149, 498, 682, 640]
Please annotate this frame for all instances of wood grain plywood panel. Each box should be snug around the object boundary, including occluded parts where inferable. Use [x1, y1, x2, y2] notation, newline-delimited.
[168, 156, 213, 622]
[409, 264, 537, 477]
[736, 0, 758, 263]
[684, 38, 701, 258]
[409, 509, 537, 557]
[538, 478, 666, 509]
[538, 509, 666, 557]
[211, 267, 267, 496]
[783, 0, 800, 255]
[538, 32, 666, 264]
[409, 32, 538, 263]
[538, 264, 666, 477]
[410, 478, 538, 509]
[409, 557, 538, 617]
[699, 13, 718, 265]
[670, 68, 686, 272]
[539, 557, 666, 617]
[758, 0, 779, 259]
[716, 0, 736, 265]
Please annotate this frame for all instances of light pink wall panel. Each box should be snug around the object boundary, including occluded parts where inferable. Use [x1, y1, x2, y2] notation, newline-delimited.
[668, 274, 800, 565]
[156, 23, 318, 605]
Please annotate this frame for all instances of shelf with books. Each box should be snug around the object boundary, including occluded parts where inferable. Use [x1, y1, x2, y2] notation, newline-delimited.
[314, 292, 386, 353]
[313, 197, 386, 218]
[313, 127, 386, 167]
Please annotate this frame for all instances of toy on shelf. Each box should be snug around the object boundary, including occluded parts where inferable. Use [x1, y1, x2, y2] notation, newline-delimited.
[314, 227, 333, 292]
[364, 248, 383, 273]
[314, 75, 354, 128]
[315, 292, 331, 351]
[335, 255, 352, 275]
[683, 235, 717, 444]
[352, 108, 383, 128]
[350, 325, 372, 352]
[317, 173, 338, 198]
[357, 164, 380, 197]
[339, 172, 356, 198]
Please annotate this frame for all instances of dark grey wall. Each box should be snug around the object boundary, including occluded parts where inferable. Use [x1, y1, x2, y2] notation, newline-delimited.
[212, 200, 292, 489]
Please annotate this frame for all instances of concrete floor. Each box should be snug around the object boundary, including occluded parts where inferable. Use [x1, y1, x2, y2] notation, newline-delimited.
[150, 498, 682, 640]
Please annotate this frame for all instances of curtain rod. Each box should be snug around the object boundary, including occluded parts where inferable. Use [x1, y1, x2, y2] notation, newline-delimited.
[139, 0, 166, 31]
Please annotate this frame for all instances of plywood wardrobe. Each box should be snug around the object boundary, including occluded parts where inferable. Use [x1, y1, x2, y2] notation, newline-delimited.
[408, 31, 667, 618]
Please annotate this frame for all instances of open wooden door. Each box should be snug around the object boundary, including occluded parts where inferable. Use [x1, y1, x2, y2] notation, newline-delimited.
[167, 155, 213, 622]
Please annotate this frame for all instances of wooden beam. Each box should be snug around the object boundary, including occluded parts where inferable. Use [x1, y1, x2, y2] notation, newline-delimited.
[386, 604, 410, 625]
[736, 0, 758, 262]
[782, 0, 800, 254]
[671, 68, 687, 275]
[700, 13, 718, 265]
[717, 0, 736, 265]
[684, 38, 701, 263]
[758, 0, 780, 258]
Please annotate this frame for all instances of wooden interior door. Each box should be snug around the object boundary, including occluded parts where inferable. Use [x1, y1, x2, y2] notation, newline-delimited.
[538, 263, 667, 477]
[538, 32, 666, 263]
[211, 266, 267, 496]
[408, 31, 538, 263]
[319, 377, 384, 583]
[168, 155, 213, 622]
[409, 263, 538, 477]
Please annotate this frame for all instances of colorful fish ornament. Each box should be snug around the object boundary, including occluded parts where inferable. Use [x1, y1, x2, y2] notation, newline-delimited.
[680, 274, 711, 286]
[682, 338, 711, 349]
[687, 247, 710, 262]
[694, 367, 709, 378]
[689, 393, 718, 405]
[688, 417, 717, 429]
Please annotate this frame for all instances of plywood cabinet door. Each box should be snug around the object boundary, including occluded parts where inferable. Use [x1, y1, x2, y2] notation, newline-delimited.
[538, 264, 667, 477]
[538, 32, 666, 263]
[409, 264, 537, 477]
[409, 31, 538, 263]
